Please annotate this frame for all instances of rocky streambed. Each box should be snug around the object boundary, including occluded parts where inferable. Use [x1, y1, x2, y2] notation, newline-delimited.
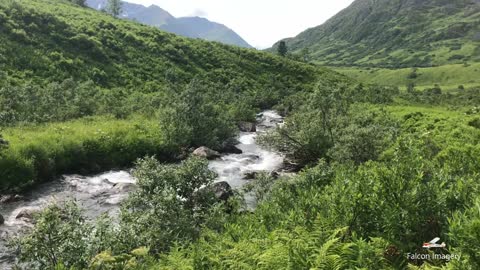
[0, 110, 285, 269]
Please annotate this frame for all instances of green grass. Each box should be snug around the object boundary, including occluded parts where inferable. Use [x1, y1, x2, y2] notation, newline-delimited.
[385, 104, 480, 148]
[334, 63, 480, 90]
[0, 116, 174, 192]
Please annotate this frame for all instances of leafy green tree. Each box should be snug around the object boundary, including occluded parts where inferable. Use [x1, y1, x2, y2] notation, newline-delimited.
[259, 82, 353, 165]
[277, 41, 288, 57]
[14, 202, 93, 269]
[118, 156, 225, 254]
[158, 79, 236, 150]
[106, 0, 122, 17]
[328, 105, 398, 164]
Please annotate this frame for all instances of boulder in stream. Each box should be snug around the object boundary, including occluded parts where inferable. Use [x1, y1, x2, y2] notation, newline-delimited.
[0, 214, 4, 225]
[113, 182, 136, 192]
[197, 181, 234, 203]
[0, 194, 24, 204]
[282, 159, 303, 173]
[16, 209, 40, 222]
[220, 139, 242, 154]
[243, 171, 280, 180]
[192, 147, 221, 160]
[238, 121, 256, 132]
[211, 181, 234, 202]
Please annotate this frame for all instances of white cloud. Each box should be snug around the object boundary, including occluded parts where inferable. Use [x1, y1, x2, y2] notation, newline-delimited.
[125, 0, 355, 48]
[189, 8, 208, 18]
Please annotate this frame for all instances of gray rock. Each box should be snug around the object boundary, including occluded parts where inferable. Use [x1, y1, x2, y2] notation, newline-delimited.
[221, 144, 242, 154]
[16, 209, 39, 221]
[238, 121, 256, 132]
[0, 214, 4, 225]
[195, 181, 234, 203]
[192, 146, 221, 160]
[0, 194, 24, 204]
[113, 182, 136, 192]
[211, 181, 234, 202]
[243, 171, 257, 180]
[220, 138, 242, 154]
[244, 171, 279, 180]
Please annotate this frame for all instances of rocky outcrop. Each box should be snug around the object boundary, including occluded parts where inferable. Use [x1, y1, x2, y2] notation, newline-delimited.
[192, 146, 221, 160]
[195, 181, 234, 204]
[282, 159, 303, 173]
[238, 121, 256, 132]
[243, 171, 279, 180]
[15, 209, 39, 222]
[0, 194, 24, 204]
[210, 181, 234, 202]
[220, 139, 242, 154]
[112, 182, 136, 192]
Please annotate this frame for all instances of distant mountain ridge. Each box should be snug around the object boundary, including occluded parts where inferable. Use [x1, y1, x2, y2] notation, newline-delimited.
[86, 0, 252, 48]
[273, 0, 480, 68]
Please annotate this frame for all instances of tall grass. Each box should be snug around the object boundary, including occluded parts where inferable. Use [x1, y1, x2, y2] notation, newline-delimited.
[0, 115, 175, 192]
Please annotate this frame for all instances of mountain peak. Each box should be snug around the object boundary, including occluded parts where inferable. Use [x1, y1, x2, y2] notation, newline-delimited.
[87, 0, 252, 48]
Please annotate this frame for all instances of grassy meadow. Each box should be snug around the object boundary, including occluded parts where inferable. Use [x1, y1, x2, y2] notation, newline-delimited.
[334, 63, 480, 90]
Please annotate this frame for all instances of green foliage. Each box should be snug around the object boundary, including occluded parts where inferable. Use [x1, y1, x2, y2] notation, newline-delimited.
[277, 41, 288, 57]
[449, 197, 480, 269]
[90, 247, 153, 270]
[328, 104, 399, 164]
[14, 202, 94, 269]
[158, 79, 237, 150]
[69, 0, 85, 6]
[117, 156, 226, 254]
[259, 82, 398, 165]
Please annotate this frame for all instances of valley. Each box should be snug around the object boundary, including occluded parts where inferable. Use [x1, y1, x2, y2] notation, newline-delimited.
[0, 0, 479, 269]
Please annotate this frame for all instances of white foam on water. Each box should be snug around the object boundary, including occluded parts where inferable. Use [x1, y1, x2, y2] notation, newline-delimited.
[209, 110, 284, 189]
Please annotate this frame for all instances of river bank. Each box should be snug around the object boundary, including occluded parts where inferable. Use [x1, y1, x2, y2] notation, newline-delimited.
[0, 110, 285, 269]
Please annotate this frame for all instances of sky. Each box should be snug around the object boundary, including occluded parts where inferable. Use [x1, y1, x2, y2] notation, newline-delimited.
[125, 0, 355, 49]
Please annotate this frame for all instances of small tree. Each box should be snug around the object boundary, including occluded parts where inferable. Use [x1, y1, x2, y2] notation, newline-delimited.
[301, 48, 310, 62]
[277, 41, 288, 57]
[106, 0, 122, 18]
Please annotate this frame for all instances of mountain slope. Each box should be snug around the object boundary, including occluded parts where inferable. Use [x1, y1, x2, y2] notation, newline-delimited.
[0, 0, 344, 103]
[86, 0, 252, 47]
[161, 17, 252, 48]
[274, 0, 480, 68]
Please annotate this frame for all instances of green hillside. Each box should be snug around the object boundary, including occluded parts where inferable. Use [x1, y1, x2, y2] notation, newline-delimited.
[0, 0, 320, 92]
[274, 0, 480, 68]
